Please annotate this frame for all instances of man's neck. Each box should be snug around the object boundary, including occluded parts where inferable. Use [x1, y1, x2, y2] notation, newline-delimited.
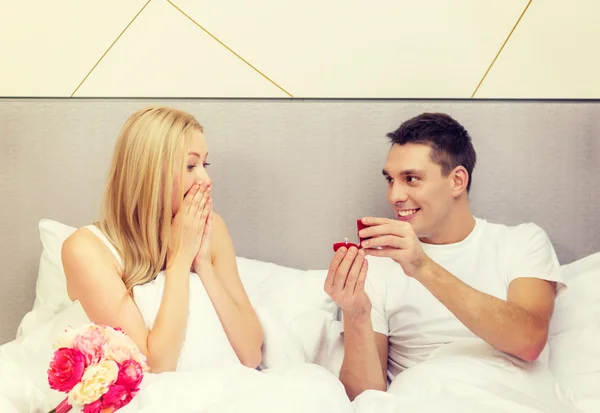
[420, 201, 476, 245]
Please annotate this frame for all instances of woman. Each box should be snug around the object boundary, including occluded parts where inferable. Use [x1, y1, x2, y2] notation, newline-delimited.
[61, 106, 263, 372]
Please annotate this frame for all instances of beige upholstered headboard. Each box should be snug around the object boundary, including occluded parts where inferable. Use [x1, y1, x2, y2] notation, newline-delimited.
[1, 98, 599, 344]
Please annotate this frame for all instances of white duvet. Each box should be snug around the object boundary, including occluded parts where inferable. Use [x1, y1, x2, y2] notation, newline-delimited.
[0, 254, 591, 413]
[0, 301, 583, 413]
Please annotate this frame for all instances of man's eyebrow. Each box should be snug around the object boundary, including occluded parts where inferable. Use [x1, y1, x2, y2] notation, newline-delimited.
[382, 168, 423, 176]
[399, 169, 423, 175]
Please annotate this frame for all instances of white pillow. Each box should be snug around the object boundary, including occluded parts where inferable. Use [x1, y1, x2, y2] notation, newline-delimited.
[237, 256, 337, 321]
[19, 220, 339, 346]
[549, 252, 600, 410]
[16, 219, 76, 337]
[254, 305, 306, 370]
[235, 257, 340, 370]
[549, 252, 600, 337]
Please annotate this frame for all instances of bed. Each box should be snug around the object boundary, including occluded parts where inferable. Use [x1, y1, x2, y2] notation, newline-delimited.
[0, 98, 599, 412]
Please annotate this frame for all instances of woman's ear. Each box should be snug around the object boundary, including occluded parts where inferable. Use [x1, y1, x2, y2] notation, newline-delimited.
[450, 166, 469, 198]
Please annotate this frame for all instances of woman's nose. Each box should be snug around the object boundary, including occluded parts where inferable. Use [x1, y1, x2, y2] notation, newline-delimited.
[196, 176, 212, 188]
[196, 169, 211, 185]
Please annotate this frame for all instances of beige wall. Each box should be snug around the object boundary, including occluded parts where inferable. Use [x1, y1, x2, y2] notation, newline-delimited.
[0, 0, 598, 98]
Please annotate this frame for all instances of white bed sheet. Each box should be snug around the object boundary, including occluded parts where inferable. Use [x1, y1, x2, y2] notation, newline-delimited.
[0, 299, 586, 413]
[3, 220, 598, 413]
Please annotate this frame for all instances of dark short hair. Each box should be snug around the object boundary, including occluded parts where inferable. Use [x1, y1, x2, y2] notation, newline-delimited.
[386, 113, 477, 192]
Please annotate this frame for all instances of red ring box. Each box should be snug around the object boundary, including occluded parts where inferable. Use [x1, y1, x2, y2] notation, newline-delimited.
[356, 218, 368, 244]
[332, 240, 359, 252]
[332, 219, 369, 252]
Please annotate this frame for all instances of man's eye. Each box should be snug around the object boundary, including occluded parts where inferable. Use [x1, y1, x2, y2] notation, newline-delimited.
[385, 177, 393, 183]
[407, 176, 418, 183]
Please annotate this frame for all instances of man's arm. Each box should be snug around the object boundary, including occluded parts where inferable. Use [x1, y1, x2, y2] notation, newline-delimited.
[340, 314, 388, 401]
[415, 262, 556, 361]
[324, 246, 388, 400]
[361, 218, 560, 363]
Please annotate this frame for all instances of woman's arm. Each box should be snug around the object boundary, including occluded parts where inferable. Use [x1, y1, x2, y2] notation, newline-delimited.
[62, 228, 191, 373]
[63, 182, 210, 372]
[196, 213, 264, 368]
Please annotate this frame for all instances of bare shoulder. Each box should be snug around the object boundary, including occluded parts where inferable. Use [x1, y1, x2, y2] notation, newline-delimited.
[209, 212, 235, 264]
[62, 227, 116, 267]
[211, 212, 228, 234]
[62, 228, 102, 264]
[210, 212, 232, 244]
[61, 227, 122, 299]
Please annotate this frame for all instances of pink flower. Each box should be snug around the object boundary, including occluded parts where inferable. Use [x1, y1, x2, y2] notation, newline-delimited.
[47, 348, 86, 392]
[82, 385, 133, 413]
[54, 326, 79, 349]
[115, 360, 143, 390]
[102, 384, 134, 410]
[103, 328, 133, 364]
[103, 327, 148, 371]
[68, 360, 118, 406]
[81, 399, 103, 413]
[73, 326, 108, 366]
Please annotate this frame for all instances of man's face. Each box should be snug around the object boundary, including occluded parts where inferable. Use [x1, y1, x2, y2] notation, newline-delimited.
[383, 143, 456, 240]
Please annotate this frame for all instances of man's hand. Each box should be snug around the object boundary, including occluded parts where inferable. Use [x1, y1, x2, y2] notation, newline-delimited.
[325, 245, 388, 399]
[324, 246, 370, 319]
[359, 217, 559, 362]
[358, 217, 430, 278]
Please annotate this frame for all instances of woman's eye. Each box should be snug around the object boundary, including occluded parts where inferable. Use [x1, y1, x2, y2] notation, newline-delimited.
[187, 164, 196, 171]
[203, 162, 211, 168]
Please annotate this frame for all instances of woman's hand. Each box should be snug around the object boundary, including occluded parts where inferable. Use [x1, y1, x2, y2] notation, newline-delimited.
[193, 206, 213, 274]
[168, 182, 212, 268]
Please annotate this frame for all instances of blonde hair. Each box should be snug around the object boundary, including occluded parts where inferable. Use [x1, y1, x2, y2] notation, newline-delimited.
[97, 106, 203, 292]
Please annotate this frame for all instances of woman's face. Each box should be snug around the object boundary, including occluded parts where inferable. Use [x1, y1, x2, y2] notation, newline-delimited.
[171, 129, 211, 216]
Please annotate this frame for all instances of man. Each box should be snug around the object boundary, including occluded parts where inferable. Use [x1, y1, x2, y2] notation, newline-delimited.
[324, 113, 565, 401]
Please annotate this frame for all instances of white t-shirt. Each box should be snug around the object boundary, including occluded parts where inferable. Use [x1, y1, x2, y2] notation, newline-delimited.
[357, 217, 566, 381]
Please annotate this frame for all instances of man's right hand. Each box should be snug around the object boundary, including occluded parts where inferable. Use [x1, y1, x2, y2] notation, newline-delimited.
[324, 246, 371, 319]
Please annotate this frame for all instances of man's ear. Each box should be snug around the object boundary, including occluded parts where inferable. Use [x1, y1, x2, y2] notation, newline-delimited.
[449, 166, 469, 198]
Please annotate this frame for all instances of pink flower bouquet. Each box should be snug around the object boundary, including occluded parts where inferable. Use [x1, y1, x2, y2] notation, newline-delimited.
[47, 323, 149, 413]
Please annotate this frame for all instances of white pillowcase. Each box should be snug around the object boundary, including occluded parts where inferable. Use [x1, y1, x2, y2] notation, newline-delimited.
[549, 252, 600, 337]
[16, 219, 76, 337]
[18, 219, 340, 370]
[548, 252, 600, 411]
[237, 257, 337, 321]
